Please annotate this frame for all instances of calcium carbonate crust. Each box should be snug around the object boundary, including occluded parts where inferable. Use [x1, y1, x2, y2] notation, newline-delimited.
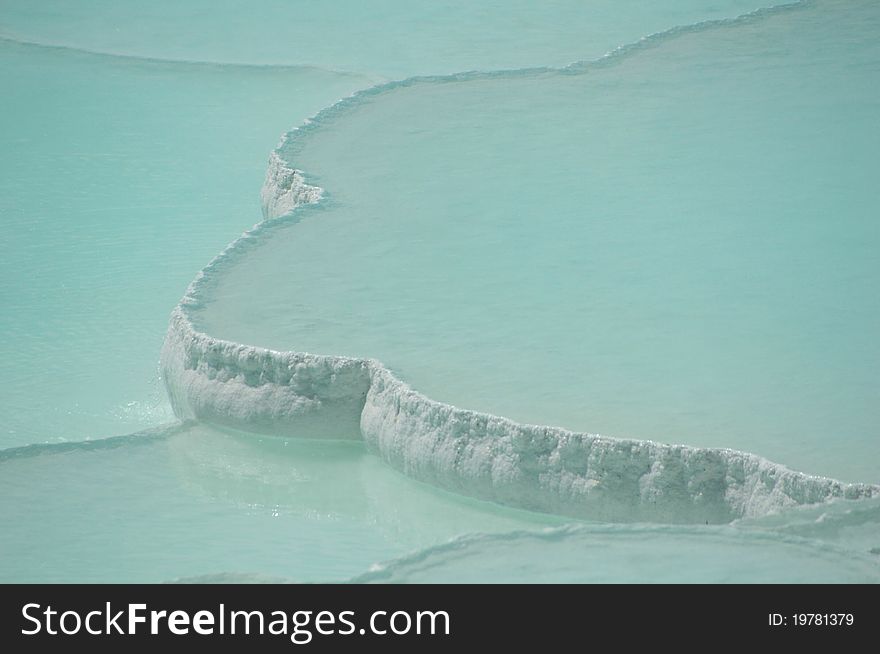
[160, 0, 878, 524]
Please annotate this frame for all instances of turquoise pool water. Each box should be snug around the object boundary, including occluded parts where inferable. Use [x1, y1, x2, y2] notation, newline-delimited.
[2, 0, 878, 582]
[0, 423, 562, 583]
[0, 39, 368, 446]
[194, 0, 879, 484]
[0, 0, 758, 75]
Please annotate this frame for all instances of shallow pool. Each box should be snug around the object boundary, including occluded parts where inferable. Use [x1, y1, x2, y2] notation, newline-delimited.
[2, 0, 878, 583]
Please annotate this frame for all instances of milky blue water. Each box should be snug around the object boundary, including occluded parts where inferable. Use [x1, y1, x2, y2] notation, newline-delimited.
[2, 0, 878, 583]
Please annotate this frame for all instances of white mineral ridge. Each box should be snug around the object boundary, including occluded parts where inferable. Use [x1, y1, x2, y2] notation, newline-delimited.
[160, 1, 878, 524]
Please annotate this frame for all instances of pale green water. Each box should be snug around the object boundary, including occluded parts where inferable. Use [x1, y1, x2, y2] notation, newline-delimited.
[0, 423, 561, 582]
[0, 0, 758, 447]
[197, 0, 880, 484]
[0, 0, 759, 76]
[3, 423, 876, 583]
[354, 517, 880, 583]
[0, 40, 368, 446]
[2, 0, 878, 583]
